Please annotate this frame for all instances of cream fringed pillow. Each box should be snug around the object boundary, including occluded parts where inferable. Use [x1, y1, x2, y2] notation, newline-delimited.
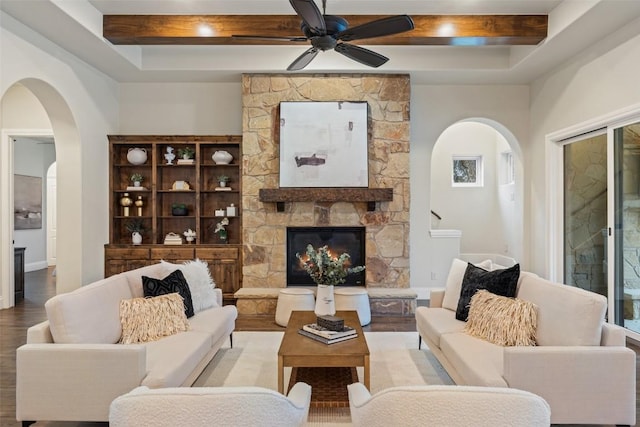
[464, 290, 538, 346]
[119, 293, 190, 344]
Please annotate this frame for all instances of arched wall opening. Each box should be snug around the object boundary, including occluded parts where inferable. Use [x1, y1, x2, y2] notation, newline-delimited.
[430, 118, 524, 263]
[1, 79, 83, 308]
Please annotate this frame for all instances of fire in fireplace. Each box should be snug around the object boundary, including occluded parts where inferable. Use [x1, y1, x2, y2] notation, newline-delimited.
[286, 226, 366, 286]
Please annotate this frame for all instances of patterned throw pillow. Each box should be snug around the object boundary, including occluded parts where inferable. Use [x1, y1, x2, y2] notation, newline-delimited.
[455, 263, 520, 321]
[143, 269, 195, 318]
[464, 290, 537, 346]
[119, 293, 190, 344]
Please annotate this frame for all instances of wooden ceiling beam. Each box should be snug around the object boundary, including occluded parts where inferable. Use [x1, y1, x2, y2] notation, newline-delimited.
[103, 15, 547, 46]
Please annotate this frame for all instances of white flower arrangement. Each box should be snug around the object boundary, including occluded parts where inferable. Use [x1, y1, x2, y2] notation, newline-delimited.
[214, 217, 230, 240]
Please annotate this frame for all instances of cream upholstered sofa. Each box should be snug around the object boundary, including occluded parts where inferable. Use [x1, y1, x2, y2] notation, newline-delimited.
[16, 262, 237, 425]
[109, 383, 312, 427]
[416, 258, 636, 426]
[348, 383, 551, 427]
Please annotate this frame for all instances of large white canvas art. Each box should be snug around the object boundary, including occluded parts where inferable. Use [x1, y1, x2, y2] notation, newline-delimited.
[279, 101, 368, 187]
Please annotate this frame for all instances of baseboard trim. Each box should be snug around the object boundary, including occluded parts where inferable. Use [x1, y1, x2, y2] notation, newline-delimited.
[25, 261, 48, 273]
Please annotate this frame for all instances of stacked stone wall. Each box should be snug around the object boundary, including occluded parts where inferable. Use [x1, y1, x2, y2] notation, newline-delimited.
[242, 74, 410, 290]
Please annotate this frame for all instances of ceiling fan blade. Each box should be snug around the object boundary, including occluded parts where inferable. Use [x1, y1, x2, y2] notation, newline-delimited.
[289, 0, 326, 35]
[337, 15, 414, 41]
[334, 43, 389, 68]
[287, 47, 320, 71]
[232, 35, 309, 42]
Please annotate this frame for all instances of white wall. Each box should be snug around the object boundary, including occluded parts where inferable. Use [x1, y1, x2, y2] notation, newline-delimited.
[495, 137, 518, 262]
[119, 83, 242, 134]
[529, 17, 640, 278]
[13, 137, 55, 271]
[431, 122, 511, 255]
[1, 84, 51, 128]
[1, 11, 119, 302]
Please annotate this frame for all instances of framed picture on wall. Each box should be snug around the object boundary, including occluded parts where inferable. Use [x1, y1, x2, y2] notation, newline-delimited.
[14, 174, 43, 230]
[452, 155, 483, 187]
[279, 101, 369, 187]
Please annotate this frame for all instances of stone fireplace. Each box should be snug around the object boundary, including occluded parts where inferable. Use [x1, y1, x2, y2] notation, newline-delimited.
[287, 226, 366, 287]
[238, 73, 413, 315]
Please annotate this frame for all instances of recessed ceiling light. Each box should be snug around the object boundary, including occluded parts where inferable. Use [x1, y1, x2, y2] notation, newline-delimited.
[438, 23, 455, 37]
[197, 24, 213, 37]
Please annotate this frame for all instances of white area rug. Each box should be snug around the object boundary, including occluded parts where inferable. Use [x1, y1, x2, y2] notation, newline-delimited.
[193, 332, 453, 426]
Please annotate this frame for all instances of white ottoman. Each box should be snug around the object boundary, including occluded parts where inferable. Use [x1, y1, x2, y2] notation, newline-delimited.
[335, 287, 371, 326]
[275, 288, 315, 327]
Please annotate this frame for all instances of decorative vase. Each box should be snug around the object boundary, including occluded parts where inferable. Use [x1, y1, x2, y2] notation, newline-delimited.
[219, 181, 227, 187]
[131, 231, 142, 245]
[212, 150, 233, 165]
[127, 148, 147, 165]
[315, 284, 336, 316]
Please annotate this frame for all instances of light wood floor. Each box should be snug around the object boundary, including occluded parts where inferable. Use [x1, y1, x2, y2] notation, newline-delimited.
[1, 267, 639, 426]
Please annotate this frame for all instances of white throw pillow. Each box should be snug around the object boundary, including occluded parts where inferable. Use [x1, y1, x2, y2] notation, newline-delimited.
[161, 259, 218, 312]
[441, 258, 492, 311]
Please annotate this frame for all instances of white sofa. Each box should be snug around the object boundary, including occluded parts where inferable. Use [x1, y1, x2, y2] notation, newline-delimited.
[109, 383, 312, 427]
[16, 262, 237, 425]
[416, 258, 636, 426]
[348, 383, 551, 427]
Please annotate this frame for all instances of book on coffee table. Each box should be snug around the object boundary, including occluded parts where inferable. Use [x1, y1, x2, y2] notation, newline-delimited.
[298, 329, 358, 344]
[302, 323, 356, 339]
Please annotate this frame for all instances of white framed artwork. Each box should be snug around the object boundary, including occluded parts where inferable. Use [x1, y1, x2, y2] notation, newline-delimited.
[452, 155, 484, 187]
[279, 101, 368, 188]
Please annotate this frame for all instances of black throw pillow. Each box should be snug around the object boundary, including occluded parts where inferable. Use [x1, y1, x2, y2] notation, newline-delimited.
[142, 269, 195, 318]
[455, 263, 520, 321]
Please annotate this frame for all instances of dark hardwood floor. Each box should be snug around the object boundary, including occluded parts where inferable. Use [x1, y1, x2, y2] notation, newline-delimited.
[1, 267, 639, 426]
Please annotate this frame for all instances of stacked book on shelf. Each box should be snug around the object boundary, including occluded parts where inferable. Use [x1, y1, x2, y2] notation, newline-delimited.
[298, 322, 358, 344]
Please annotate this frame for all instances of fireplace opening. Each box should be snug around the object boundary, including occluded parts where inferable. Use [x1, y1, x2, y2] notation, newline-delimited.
[286, 226, 366, 287]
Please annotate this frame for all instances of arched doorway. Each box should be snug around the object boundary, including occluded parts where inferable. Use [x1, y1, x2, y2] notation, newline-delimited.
[1, 79, 83, 308]
[430, 119, 524, 263]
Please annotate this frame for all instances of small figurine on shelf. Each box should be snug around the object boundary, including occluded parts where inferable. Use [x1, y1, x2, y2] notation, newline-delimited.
[120, 192, 132, 217]
[164, 146, 176, 165]
[183, 228, 196, 243]
[214, 217, 230, 243]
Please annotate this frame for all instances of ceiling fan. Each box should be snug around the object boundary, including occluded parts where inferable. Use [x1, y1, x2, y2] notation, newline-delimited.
[233, 0, 415, 71]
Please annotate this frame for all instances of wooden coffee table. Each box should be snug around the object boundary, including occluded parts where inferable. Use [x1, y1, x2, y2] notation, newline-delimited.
[277, 310, 370, 395]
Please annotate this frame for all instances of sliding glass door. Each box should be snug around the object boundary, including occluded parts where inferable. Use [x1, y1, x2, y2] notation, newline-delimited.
[563, 132, 608, 297]
[562, 119, 640, 334]
[613, 121, 640, 331]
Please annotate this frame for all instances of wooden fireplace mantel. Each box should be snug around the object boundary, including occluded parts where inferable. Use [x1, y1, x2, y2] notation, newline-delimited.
[259, 188, 393, 212]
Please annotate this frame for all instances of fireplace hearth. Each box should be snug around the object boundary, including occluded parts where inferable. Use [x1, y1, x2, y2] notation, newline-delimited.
[286, 226, 366, 287]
